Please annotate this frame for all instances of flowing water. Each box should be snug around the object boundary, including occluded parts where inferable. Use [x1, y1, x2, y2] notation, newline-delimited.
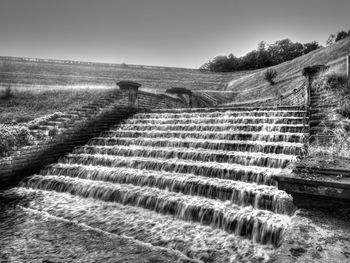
[0, 108, 307, 262]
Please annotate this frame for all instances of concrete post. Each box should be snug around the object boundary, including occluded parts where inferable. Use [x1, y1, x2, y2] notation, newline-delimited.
[165, 87, 193, 108]
[346, 55, 350, 77]
[117, 81, 141, 108]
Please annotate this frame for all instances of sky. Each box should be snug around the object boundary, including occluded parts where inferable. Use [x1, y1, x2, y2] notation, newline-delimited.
[0, 0, 349, 68]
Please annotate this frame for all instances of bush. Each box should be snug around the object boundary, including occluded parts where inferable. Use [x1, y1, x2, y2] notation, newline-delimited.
[1, 86, 14, 100]
[0, 125, 33, 157]
[264, 69, 278, 85]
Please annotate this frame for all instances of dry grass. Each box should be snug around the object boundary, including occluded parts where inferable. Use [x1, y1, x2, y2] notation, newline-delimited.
[303, 71, 350, 169]
[0, 57, 256, 107]
[225, 37, 350, 105]
[0, 58, 253, 92]
[0, 85, 117, 124]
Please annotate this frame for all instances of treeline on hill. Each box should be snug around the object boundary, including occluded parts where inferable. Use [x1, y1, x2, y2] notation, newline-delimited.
[201, 29, 350, 72]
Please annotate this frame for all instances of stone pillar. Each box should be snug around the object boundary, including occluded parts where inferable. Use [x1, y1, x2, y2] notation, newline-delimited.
[117, 81, 141, 108]
[302, 65, 328, 108]
[166, 87, 193, 108]
[346, 55, 350, 77]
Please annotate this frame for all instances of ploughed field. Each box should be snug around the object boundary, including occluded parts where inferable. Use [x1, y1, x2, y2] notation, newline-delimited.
[0, 108, 308, 262]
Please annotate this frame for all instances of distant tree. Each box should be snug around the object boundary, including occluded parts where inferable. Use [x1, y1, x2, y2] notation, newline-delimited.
[256, 41, 273, 68]
[303, 41, 322, 54]
[335, 30, 350, 42]
[227, 53, 240, 71]
[267, 39, 304, 64]
[327, 30, 350, 45]
[200, 38, 322, 72]
[326, 34, 336, 46]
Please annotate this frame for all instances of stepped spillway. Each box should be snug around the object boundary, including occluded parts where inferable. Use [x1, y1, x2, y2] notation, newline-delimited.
[5, 108, 307, 262]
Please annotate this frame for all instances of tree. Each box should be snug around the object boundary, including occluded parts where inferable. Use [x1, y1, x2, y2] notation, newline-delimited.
[335, 30, 350, 42]
[327, 30, 350, 45]
[327, 34, 336, 46]
[267, 39, 303, 64]
[199, 38, 324, 72]
[256, 41, 273, 68]
[303, 41, 322, 54]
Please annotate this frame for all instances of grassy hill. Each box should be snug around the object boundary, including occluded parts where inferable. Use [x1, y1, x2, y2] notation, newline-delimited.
[1, 37, 349, 117]
[225, 37, 350, 105]
[0, 57, 252, 92]
[0, 57, 254, 123]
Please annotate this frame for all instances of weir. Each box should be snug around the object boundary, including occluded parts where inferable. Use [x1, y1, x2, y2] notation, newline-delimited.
[0, 89, 310, 261]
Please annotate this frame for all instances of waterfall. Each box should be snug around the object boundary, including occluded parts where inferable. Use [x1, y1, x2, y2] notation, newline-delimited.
[12, 108, 307, 262]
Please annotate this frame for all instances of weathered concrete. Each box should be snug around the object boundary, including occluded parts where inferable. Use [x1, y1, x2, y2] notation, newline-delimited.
[276, 171, 350, 208]
[117, 81, 141, 107]
[0, 88, 187, 190]
[166, 87, 193, 107]
[0, 107, 135, 190]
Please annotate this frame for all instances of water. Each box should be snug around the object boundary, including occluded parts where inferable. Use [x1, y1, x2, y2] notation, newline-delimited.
[0, 108, 307, 262]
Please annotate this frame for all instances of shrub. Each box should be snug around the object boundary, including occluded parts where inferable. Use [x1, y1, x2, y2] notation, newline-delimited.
[0, 125, 33, 157]
[264, 69, 278, 85]
[1, 86, 14, 100]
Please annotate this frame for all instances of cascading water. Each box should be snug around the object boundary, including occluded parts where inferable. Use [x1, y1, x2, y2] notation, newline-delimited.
[2, 108, 307, 262]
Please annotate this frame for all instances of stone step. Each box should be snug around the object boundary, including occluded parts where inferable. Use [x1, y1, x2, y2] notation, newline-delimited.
[125, 116, 307, 125]
[60, 153, 286, 185]
[88, 136, 304, 155]
[309, 104, 338, 110]
[135, 110, 308, 119]
[117, 123, 308, 133]
[73, 145, 297, 169]
[102, 130, 306, 143]
[150, 106, 306, 113]
[16, 188, 286, 260]
[41, 163, 294, 214]
[310, 102, 338, 108]
[21, 175, 290, 246]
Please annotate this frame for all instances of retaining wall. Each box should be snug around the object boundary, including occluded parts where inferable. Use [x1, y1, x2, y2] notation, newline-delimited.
[224, 82, 307, 108]
[0, 90, 187, 190]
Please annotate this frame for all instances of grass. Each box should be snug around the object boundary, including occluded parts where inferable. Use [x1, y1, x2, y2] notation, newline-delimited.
[0, 85, 117, 124]
[0, 57, 251, 92]
[0, 57, 256, 108]
[1, 37, 349, 124]
[296, 71, 350, 171]
[224, 37, 350, 105]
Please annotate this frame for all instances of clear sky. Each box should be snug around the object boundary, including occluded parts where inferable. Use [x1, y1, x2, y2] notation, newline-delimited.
[0, 0, 349, 68]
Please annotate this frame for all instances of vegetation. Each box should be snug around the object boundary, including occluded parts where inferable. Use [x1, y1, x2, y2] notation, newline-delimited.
[0, 57, 241, 92]
[263, 69, 278, 85]
[202, 29, 350, 73]
[0, 86, 121, 157]
[308, 72, 350, 163]
[200, 39, 322, 72]
[0, 125, 32, 157]
[1, 85, 13, 99]
[0, 86, 117, 124]
[222, 37, 350, 106]
[327, 29, 350, 46]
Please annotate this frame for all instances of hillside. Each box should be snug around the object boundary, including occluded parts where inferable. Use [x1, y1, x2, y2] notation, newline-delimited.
[224, 37, 350, 105]
[1, 38, 348, 108]
[0, 57, 252, 93]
